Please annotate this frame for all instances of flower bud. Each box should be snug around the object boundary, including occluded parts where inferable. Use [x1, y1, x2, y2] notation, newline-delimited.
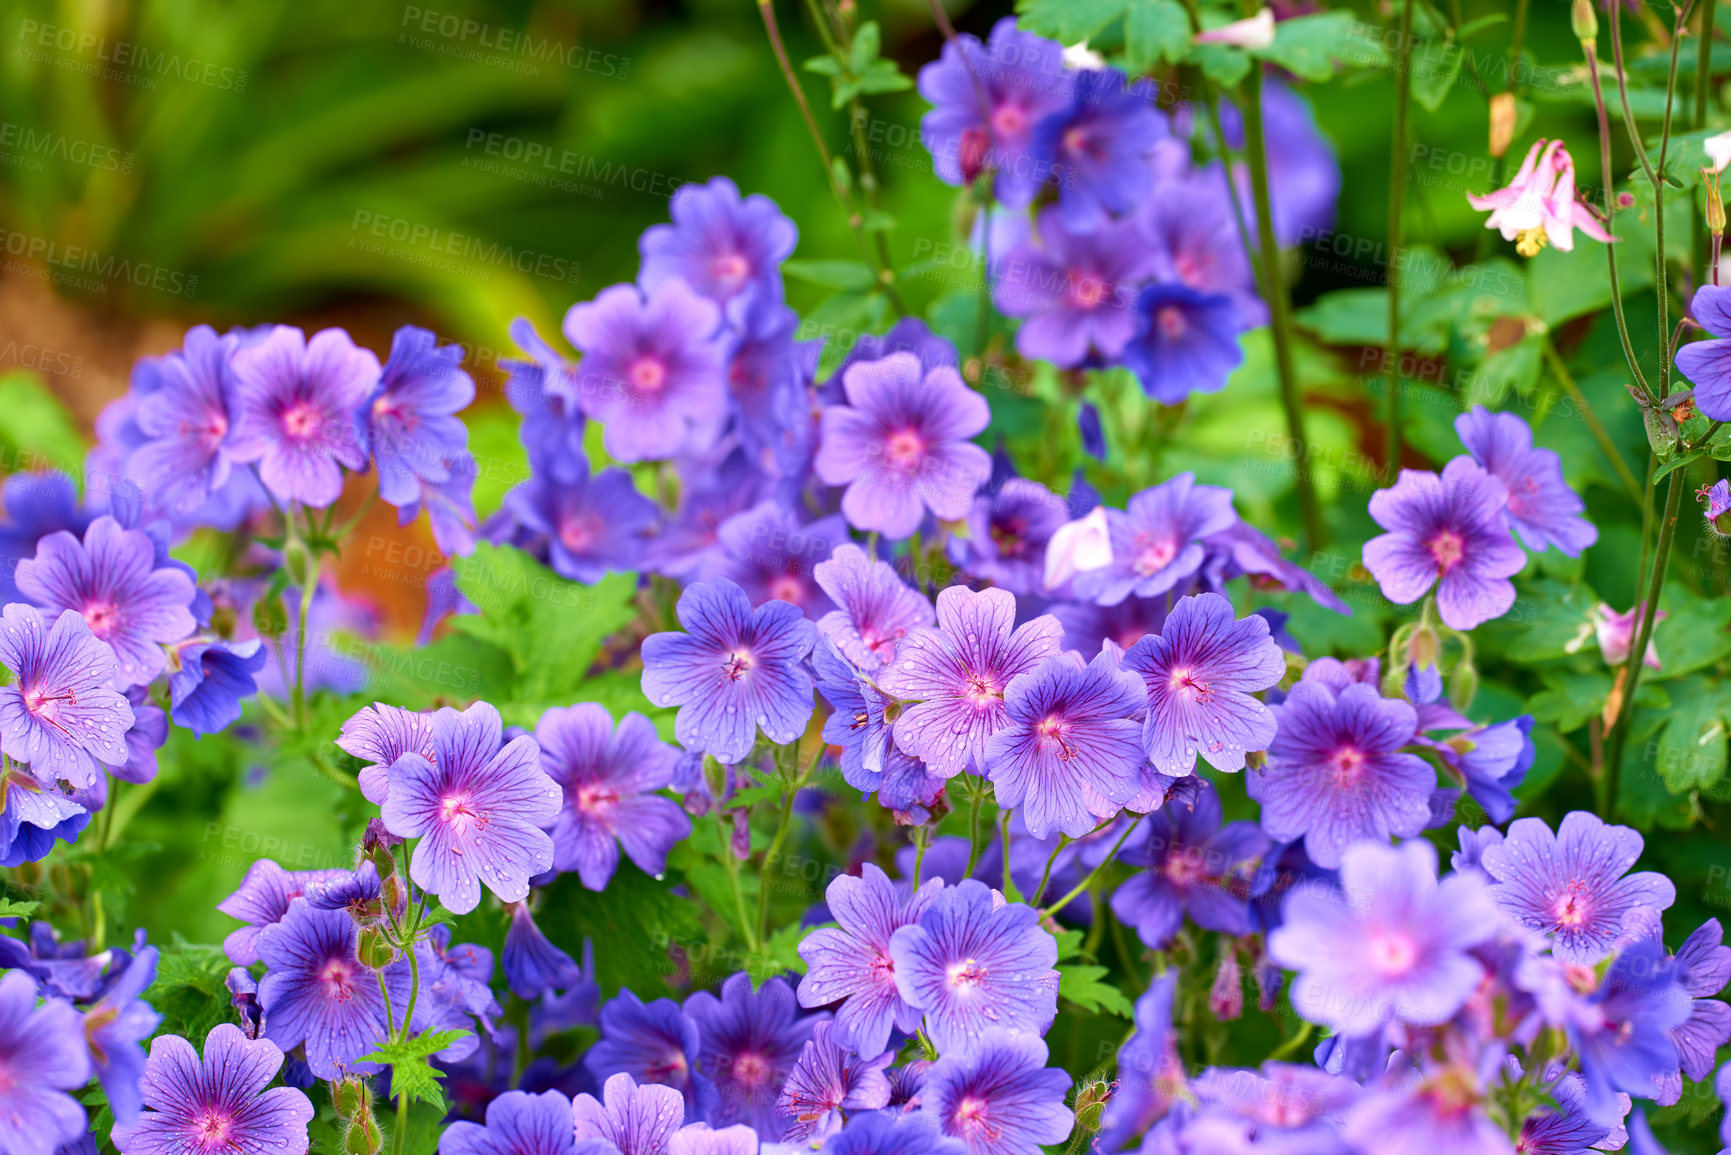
[1447, 658, 1479, 712]
[357, 925, 397, 969]
[344, 1110, 383, 1155]
[1571, 0, 1598, 43]
[1705, 169, 1726, 238]
[959, 127, 990, 187]
[1488, 93, 1516, 160]
[1073, 1080, 1113, 1134]
[1210, 947, 1245, 1021]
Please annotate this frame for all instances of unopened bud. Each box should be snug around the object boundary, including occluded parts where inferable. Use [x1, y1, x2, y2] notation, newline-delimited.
[959, 127, 990, 186]
[1210, 948, 1245, 1021]
[1073, 1080, 1113, 1133]
[357, 926, 397, 969]
[344, 1112, 383, 1155]
[1489, 93, 1516, 160]
[1571, 0, 1598, 43]
[1705, 169, 1726, 237]
[1447, 658, 1479, 712]
[335, 1076, 372, 1120]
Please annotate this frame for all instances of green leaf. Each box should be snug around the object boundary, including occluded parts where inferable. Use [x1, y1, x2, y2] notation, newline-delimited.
[1123, 0, 1192, 71]
[1253, 11, 1362, 82]
[1015, 0, 1131, 42]
[0, 899, 40, 919]
[783, 260, 876, 291]
[0, 373, 85, 476]
[1059, 963, 1134, 1018]
[746, 922, 811, 985]
[360, 1029, 471, 1113]
[1646, 677, 1731, 794]
[1187, 42, 1252, 87]
[1529, 671, 1612, 735]
[1503, 578, 1598, 663]
[1651, 583, 1731, 679]
[539, 860, 702, 997]
[1462, 336, 1542, 409]
[1292, 287, 1449, 355]
[1409, 37, 1465, 112]
[143, 938, 235, 1044]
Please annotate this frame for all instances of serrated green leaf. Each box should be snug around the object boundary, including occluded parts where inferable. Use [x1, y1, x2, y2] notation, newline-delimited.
[1651, 583, 1731, 679]
[1410, 37, 1465, 112]
[1015, 0, 1131, 43]
[783, 260, 876, 291]
[1123, 0, 1192, 70]
[539, 860, 701, 997]
[1058, 963, 1134, 1017]
[1253, 11, 1362, 82]
[746, 921, 810, 985]
[360, 1029, 471, 1112]
[1646, 677, 1731, 794]
[0, 899, 40, 919]
[1187, 42, 1252, 87]
[1529, 671, 1613, 734]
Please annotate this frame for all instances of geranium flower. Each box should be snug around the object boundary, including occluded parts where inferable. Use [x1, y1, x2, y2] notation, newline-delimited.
[919, 1028, 1074, 1155]
[110, 1024, 314, 1155]
[686, 973, 823, 1135]
[1073, 474, 1237, 606]
[0, 604, 132, 788]
[1454, 406, 1597, 555]
[813, 542, 934, 670]
[639, 176, 798, 325]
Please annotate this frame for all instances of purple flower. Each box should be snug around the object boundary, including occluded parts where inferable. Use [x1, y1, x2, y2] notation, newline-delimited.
[81, 944, 161, 1125]
[826, 318, 958, 402]
[722, 299, 820, 476]
[573, 1072, 685, 1155]
[1676, 285, 1731, 420]
[226, 326, 378, 507]
[649, 450, 768, 582]
[413, 926, 500, 1063]
[502, 905, 583, 1000]
[565, 280, 729, 463]
[1124, 592, 1284, 775]
[796, 863, 942, 1057]
[878, 585, 1063, 779]
[1248, 680, 1433, 869]
[639, 177, 798, 325]
[1703, 477, 1731, 535]
[876, 747, 949, 825]
[537, 703, 690, 891]
[215, 859, 349, 967]
[1111, 783, 1269, 948]
[1119, 284, 1249, 405]
[993, 212, 1155, 367]
[1480, 811, 1677, 966]
[587, 990, 715, 1120]
[16, 516, 197, 688]
[1190, 1062, 1361, 1148]
[125, 324, 240, 516]
[1364, 457, 1526, 630]
[1268, 839, 1495, 1034]
[109, 1023, 313, 1155]
[0, 766, 89, 866]
[1202, 519, 1349, 614]
[381, 701, 560, 914]
[888, 879, 1059, 1053]
[1455, 406, 1597, 556]
[369, 325, 475, 508]
[685, 973, 822, 1135]
[1342, 1067, 1514, 1155]
[167, 638, 268, 737]
[1050, 594, 1169, 657]
[1570, 940, 1691, 1122]
[1436, 715, 1533, 826]
[1668, 919, 1731, 1084]
[0, 970, 91, 1155]
[814, 542, 935, 670]
[1516, 1070, 1627, 1155]
[813, 641, 894, 794]
[336, 702, 439, 805]
[1218, 79, 1341, 245]
[917, 18, 1073, 206]
[1074, 474, 1237, 606]
[255, 899, 409, 1080]
[438, 1089, 578, 1155]
[814, 352, 991, 539]
[920, 1028, 1073, 1155]
[982, 649, 1146, 838]
[641, 578, 816, 765]
[1138, 165, 1263, 323]
[668, 1123, 757, 1155]
[775, 1020, 892, 1144]
[716, 500, 848, 618]
[821, 1112, 967, 1155]
[957, 479, 1070, 597]
[508, 458, 657, 584]
[1033, 68, 1164, 233]
[0, 472, 97, 605]
[0, 604, 132, 788]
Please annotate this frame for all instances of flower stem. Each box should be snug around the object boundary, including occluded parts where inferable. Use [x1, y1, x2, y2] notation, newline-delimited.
[964, 776, 987, 876]
[1032, 837, 1068, 907]
[1583, 44, 1653, 397]
[718, 817, 759, 953]
[1039, 820, 1138, 919]
[757, 762, 805, 943]
[1539, 340, 1644, 502]
[1385, 0, 1417, 472]
[1605, 469, 1686, 801]
[1242, 66, 1326, 550]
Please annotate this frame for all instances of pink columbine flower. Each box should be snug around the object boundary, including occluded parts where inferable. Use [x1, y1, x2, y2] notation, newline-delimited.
[1194, 8, 1276, 49]
[1467, 139, 1614, 257]
[1592, 603, 1663, 670]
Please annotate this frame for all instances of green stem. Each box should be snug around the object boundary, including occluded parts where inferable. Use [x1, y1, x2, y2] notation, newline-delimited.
[1610, 3, 1660, 188]
[757, 766, 804, 943]
[1605, 470, 1686, 802]
[976, 197, 994, 361]
[1385, 0, 1417, 471]
[911, 824, 930, 889]
[1268, 1020, 1316, 1060]
[1243, 66, 1326, 550]
[1697, 0, 1718, 276]
[718, 817, 759, 953]
[1032, 837, 1068, 908]
[1000, 808, 1012, 893]
[392, 934, 422, 1155]
[1039, 820, 1139, 918]
[1540, 340, 1644, 502]
[1650, 6, 1690, 403]
[1584, 45, 1654, 397]
[964, 778, 987, 876]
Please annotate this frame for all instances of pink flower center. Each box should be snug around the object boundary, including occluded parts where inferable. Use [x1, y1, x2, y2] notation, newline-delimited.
[963, 673, 999, 707]
[440, 791, 489, 836]
[1366, 929, 1417, 976]
[732, 1051, 772, 1088]
[946, 957, 987, 991]
[1163, 847, 1205, 886]
[1329, 746, 1367, 786]
[1166, 667, 1212, 703]
[953, 1095, 999, 1141]
[1062, 125, 1092, 156]
[1157, 306, 1187, 339]
[768, 574, 805, 605]
[868, 949, 895, 985]
[1550, 881, 1592, 929]
[1132, 534, 1178, 576]
[320, 958, 356, 1001]
[189, 410, 229, 449]
[1173, 253, 1204, 285]
[194, 1108, 235, 1148]
[1427, 529, 1466, 571]
[560, 516, 602, 552]
[710, 252, 751, 289]
[1069, 275, 1107, 310]
[883, 428, 926, 473]
[24, 684, 76, 728]
[1036, 714, 1078, 760]
[722, 650, 754, 682]
[576, 785, 618, 816]
[628, 356, 668, 393]
[990, 103, 1026, 139]
[644, 1052, 689, 1082]
[280, 400, 323, 441]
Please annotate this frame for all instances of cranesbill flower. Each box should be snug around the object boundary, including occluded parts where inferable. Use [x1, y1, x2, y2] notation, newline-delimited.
[412, 926, 499, 1064]
[1074, 474, 1237, 606]
[1455, 406, 1597, 555]
[0, 969, 92, 1155]
[1515, 1070, 1627, 1155]
[167, 638, 268, 738]
[957, 479, 1070, 598]
[1479, 811, 1677, 966]
[1436, 715, 1533, 826]
[502, 905, 583, 1001]
[1570, 939, 1691, 1122]
[1119, 284, 1249, 405]
[814, 542, 935, 670]
[668, 1122, 757, 1155]
[0, 767, 89, 867]
[437, 1088, 577, 1155]
[917, 18, 1073, 206]
[81, 944, 162, 1125]
[336, 702, 440, 806]
[1364, 457, 1526, 630]
[982, 649, 1146, 838]
[1095, 973, 1182, 1151]
[1248, 680, 1433, 869]
[0, 472, 97, 605]
[1268, 839, 1496, 1035]
[565, 280, 729, 463]
[215, 859, 348, 967]
[649, 449, 768, 582]
[876, 747, 949, 824]
[813, 640, 894, 793]
[255, 899, 409, 1081]
[722, 299, 820, 476]
[686, 973, 822, 1135]
[536, 703, 689, 892]
[507, 457, 657, 584]
[1124, 592, 1284, 775]
[1111, 782, 1269, 948]
[796, 863, 942, 1057]
[126, 324, 240, 515]
[822, 1111, 968, 1155]
[1677, 287, 1731, 421]
[888, 879, 1059, 1053]
[16, 516, 197, 689]
[226, 326, 378, 507]
[775, 1020, 893, 1144]
[920, 1028, 1073, 1155]
[0, 604, 132, 788]
[368, 325, 475, 513]
[1051, 594, 1168, 658]
[716, 500, 849, 618]
[815, 352, 991, 540]
[878, 585, 1064, 778]
[639, 176, 798, 325]
[381, 701, 560, 915]
[1343, 1064, 1515, 1155]
[1668, 919, 1731, 1084]
[825, 319, 959, 405]
[586, 989, 715, 1120]
[1032, 68, 1164, 233]
[573, 1072, 685, 1155]
[993, 212, 1155, 368]
[1203, 520, 1349, 613]
[641, 578, 817, 765]
[1138, 165, 1264, 324]
[1467, 138, 1612, 257]
[110, 1023, 314, 1155]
